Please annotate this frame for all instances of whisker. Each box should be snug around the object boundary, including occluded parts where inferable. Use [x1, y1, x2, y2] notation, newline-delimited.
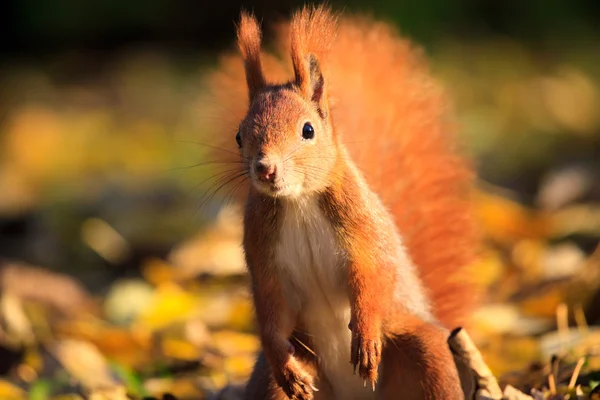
[195, 169, 247, 199]
[282, 141, 305, 163]
[172, 141, 250, 159]
[184, 167, 245, 201]
[196, 173, 249, 217]
[193, 171, 249, 218]
[292, 153, 375, 165]
[294, 164, 348, 183]
[337, 140, 372, 146]
[164, 160, 245, 174]
[220, 176, 249, 209]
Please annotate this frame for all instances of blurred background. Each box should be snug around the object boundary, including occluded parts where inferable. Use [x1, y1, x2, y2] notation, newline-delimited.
[1, 0, 600, 399]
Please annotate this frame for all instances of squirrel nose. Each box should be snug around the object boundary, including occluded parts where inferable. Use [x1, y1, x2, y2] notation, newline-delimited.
[255, 159, 277, 182]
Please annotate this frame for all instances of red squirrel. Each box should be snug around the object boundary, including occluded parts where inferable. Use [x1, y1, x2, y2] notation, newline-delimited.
[204, 5, 481, 400]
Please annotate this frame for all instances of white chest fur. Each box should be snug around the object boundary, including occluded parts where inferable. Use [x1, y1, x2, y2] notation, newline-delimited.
[274, 197, 376, 399]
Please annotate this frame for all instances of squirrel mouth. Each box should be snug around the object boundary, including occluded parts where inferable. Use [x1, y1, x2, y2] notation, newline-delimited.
[252, 178, 298, 197]
[270, 185, 291, 194]
[266, 183, 291, 195]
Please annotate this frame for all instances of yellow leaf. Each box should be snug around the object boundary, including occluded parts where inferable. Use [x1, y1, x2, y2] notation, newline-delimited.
[211, 330, 260, 357]
[473, 189, 551, 244]
[23, 346, 43, 373]
[223, 354, 256, 378]
[228, 299, 255, 331]
[518, 286, 568, 318]
[0, 380, 26, 400]
[142, 258, 175, 286]
[161, 338, 200, 360]
[468, 247, 505, 288]
[88, 386, 128, 400]
[145, 377, 202, 399]
[135, 283, 199, 331]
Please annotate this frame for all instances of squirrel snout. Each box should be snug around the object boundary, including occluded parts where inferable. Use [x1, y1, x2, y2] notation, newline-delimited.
[255, 158, 277, 183]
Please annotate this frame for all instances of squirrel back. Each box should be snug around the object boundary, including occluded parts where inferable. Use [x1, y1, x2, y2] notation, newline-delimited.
[204, 7, 480, 329]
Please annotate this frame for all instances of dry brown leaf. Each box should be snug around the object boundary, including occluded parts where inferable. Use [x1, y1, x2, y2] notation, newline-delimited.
[168, 205, 245, 279]
[503, 384, 534, 400]
[88, 386, 128, 400]
[54, 319, 153, 368]
[473, 189, 553, 244]
[0, 260, 93, 317]
[51, 339, 118, 390]
[0, 293, 35, 348]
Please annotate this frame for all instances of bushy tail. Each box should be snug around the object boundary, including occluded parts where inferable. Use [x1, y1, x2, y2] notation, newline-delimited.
[202, 6, 481, 329]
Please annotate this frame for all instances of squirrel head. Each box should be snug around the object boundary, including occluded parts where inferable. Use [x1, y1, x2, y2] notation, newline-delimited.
[235, 7, 339, 198]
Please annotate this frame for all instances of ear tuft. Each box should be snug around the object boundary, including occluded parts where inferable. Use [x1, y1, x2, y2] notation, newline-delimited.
[237, 12, 266, 101]
[290, 5, 338, 114]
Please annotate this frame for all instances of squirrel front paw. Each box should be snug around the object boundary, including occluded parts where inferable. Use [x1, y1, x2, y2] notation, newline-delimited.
[350, 324, 382, 390]
[275, 358, 318, 400]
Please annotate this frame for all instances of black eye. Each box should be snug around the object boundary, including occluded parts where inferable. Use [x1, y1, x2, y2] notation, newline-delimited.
[302, 122, 314, 140]
[236, 131, 242, 148]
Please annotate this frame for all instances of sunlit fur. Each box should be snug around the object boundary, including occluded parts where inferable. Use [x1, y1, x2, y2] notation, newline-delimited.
[237, 12, 266, 101]
[240, 88, 336, 198]
[208, 4, 480, 330]
[204, 5, 482, 400]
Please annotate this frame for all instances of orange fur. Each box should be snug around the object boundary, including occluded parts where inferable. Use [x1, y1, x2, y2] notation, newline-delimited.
[207, 6, 480, 328]
[328, 17, 480, 329]
[289, 7, 337, 98]
[203, 5, 482, 399]
[237, 12, 267, 100]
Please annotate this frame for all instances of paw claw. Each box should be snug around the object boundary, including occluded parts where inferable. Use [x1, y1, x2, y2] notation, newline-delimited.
[276, 360, 316, 400]
[350, 329, 382, 389]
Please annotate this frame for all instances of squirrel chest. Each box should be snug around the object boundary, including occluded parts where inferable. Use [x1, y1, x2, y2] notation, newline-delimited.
[274, 196, 375, 399]
[274, 196, 346, 309]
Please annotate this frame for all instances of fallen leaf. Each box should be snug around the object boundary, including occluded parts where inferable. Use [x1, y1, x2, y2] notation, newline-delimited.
[0, 379, 26, 400]
[51, 339, 118, 391]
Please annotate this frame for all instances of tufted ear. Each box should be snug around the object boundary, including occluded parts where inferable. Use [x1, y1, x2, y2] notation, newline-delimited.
[292, 50, 326, 109]
[290, 6, 336, 118]
[303, 53, 325, 108]
[237, 12, 266, 102]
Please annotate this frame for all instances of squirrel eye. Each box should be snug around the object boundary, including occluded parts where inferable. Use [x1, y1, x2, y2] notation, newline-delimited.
[235, 131, 242, 148]
[302, 122, 315, 140]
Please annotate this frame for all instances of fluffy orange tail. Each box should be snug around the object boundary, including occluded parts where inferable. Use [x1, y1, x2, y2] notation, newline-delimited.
[202, 6, 481, 329]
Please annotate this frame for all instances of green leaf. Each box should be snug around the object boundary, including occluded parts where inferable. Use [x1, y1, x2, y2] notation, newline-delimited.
[29, 380, 52, 400]
[109, 362, 148, 397]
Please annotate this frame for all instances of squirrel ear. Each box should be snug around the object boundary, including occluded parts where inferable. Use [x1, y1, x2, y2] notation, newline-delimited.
[237, 12, 266, 101]
[294, 53, 328, 117]
[307, 53, 325, 106]
[290, 5, 335, 117]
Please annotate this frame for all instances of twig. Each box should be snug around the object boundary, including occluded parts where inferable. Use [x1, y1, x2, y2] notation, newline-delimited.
[574, 304, 589, 335]
[568, 357, 585, 389]
[556, 303, 568, 353]
[548, 373, 556, 395]
[448, 327, 503, 400]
